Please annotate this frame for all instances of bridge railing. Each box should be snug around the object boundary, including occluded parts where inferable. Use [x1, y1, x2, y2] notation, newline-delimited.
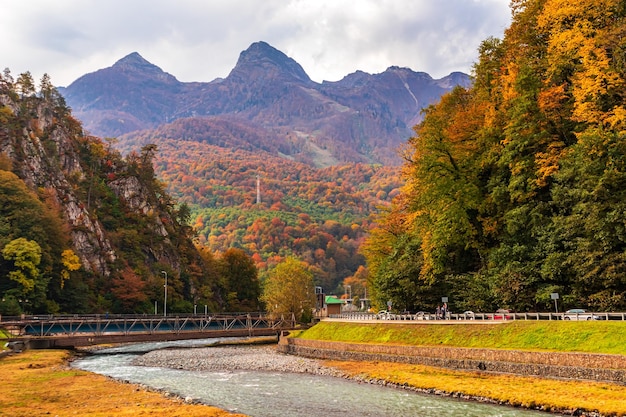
[0, 312, 273, 322]
[0, 312, 298, 337]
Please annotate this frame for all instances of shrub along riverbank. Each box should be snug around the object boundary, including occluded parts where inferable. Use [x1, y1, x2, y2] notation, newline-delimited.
[289, 320, 626, 416]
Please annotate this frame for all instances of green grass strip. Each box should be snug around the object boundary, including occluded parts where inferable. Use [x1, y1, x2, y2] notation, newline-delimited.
[296, 321, 626, 355]
[0, 328, 10, 351]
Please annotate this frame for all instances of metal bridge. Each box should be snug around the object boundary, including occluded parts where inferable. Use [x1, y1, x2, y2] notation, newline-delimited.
[0, 313, 297, 349]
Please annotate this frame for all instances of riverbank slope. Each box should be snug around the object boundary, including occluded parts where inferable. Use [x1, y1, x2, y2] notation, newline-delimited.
[0, 349, 246, 417]
[282, 320, 626, 416]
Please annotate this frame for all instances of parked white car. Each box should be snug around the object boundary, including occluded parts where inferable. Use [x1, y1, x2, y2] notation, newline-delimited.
[414, 311, 431, 320]
[562, 309, 601, 321]
[462, 311, 475, 320]
[377, 310, 395, 320]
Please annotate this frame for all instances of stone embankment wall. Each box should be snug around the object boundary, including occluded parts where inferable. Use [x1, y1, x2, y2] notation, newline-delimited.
[277, 336, 626, 383]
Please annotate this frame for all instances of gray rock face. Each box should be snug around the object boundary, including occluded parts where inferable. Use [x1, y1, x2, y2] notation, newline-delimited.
[0, 93, 116, 275]
[109, 176, 169, 239]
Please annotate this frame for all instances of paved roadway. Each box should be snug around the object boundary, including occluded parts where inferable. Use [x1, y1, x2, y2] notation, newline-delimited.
[328, 310, 626, 322]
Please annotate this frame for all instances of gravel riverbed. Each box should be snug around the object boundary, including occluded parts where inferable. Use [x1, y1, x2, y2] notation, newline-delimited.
[132, 345, 346, 378]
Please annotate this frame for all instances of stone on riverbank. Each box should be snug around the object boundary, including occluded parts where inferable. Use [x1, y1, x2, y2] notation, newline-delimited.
[132, 345, 345, 378]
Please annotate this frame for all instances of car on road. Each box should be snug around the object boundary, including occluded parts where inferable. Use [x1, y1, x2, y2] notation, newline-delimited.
[462, 311, 475, 320]
[562, 309, 602, 320]
[377, 310, 396, 320]
[492, 309, 513, 320]
[414, 311, 431, 320]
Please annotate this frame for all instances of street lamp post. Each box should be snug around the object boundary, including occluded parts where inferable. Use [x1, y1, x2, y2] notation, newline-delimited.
[161, 271, 168, 317]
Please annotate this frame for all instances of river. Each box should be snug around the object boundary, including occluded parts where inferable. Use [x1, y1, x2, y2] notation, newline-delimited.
[71, 338, 562, 417]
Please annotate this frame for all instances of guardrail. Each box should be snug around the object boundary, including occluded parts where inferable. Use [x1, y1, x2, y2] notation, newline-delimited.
[329, 311, 626, 321]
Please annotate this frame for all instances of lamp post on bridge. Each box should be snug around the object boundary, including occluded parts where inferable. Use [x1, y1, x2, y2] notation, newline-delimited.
[161, 271, 168, 317]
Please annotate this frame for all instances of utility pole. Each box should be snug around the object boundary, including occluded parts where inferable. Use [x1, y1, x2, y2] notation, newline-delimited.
[161, 271, 168, 317]
[256, 174, 261, 204]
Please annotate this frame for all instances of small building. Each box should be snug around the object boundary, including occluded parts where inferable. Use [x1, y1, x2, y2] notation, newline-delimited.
[325, 295, 344, 316]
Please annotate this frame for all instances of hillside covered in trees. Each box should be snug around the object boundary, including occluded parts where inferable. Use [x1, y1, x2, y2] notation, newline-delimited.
[365, 0, 626, 314]
[54, 40, 466, 304]
[116, 132, 402, 297]
[0, 72, 261, 315]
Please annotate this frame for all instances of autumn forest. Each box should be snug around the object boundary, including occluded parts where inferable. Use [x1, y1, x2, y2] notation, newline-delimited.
[2, 0, 626, 317]
[364, 0, 626, 314]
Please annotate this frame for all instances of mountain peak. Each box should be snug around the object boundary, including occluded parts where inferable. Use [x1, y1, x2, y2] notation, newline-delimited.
[232, 41, 311, 83]
[112, 52, 178, 82]
[435, 71, 473, 89]
[114, 52, 154, 70]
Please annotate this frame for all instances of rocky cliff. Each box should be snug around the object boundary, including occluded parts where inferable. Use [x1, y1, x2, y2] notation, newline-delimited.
[0, 89, 115, 275]
[0, 74, 220, 314]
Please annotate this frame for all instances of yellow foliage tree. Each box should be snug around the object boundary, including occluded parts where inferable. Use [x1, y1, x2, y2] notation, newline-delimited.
[60, 249, 81, 288]
[261, 257, 315, 322]
[538, 0, 626, 130]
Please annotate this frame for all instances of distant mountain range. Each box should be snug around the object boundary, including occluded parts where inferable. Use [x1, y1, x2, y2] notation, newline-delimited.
[60, 41, 471, 167]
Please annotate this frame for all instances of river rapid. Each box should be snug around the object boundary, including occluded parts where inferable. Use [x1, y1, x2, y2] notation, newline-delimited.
[71, 338, 562, 417]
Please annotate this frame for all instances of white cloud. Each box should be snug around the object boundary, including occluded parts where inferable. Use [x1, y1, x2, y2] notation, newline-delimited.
[0, 0, 511, 87]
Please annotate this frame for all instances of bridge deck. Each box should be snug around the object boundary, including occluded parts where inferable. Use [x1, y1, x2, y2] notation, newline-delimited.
[1, 313, 296, 349]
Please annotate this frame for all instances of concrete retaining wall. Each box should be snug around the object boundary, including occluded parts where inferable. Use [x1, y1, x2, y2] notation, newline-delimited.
[278, 337, 626, 384]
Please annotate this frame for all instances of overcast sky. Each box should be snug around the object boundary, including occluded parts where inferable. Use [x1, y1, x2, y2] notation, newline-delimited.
[1, 0, 511, 87]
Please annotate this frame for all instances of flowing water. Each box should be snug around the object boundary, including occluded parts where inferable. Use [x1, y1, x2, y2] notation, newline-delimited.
[72, 338, 561, 417]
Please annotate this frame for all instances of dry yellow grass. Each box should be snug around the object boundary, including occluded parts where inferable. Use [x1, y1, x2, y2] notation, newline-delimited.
[0, 350, 246, 417]
[324, 359, 626, 416]
[295, 321, 626, 414]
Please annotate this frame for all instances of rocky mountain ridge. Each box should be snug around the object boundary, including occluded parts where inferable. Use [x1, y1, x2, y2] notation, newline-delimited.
[60, 41, 471, 166]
